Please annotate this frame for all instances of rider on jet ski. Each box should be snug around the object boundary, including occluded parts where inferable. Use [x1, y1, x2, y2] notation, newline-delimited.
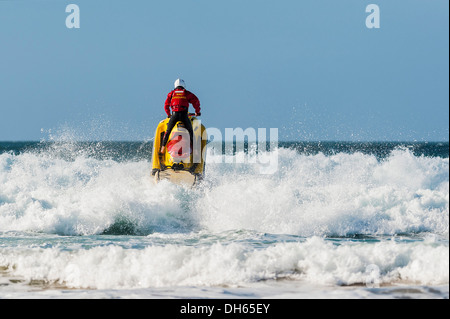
[160, 79, 201, 155]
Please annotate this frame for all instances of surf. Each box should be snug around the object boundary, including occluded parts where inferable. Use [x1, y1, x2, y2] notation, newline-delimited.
[0, 143, 448, 238]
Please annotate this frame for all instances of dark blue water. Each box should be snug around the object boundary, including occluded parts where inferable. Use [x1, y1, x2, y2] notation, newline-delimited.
[1, 141, 448, 160]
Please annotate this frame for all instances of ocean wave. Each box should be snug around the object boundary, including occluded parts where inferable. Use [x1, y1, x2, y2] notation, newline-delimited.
[0, 237, 447, 289]
[0, 147, 448, 237]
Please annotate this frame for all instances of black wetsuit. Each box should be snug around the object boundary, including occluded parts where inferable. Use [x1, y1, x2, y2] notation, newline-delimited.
[161, 111, 194, 147]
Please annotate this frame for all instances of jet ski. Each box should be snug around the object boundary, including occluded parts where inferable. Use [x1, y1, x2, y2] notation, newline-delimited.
[151, 114, 207, 186]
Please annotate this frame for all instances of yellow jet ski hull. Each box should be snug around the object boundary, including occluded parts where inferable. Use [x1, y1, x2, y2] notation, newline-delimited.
[151, 116, 207, 186]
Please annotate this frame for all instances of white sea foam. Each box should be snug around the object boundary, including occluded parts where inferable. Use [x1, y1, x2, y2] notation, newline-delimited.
[0, 237, 447, 290]
[0, 153, 191, 235]
[198, 148, 449, 236]
[0, 147, 448, 237]
[0, 147, 448, 297]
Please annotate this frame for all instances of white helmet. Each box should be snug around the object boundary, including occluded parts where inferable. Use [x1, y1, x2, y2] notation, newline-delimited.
[174, 78, 186, 89]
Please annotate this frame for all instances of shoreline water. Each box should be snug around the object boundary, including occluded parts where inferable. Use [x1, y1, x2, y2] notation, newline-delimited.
[1, 141, 448, 299]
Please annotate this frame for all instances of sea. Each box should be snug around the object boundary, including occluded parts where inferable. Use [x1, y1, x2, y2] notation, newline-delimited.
[0, 140, 448, 300]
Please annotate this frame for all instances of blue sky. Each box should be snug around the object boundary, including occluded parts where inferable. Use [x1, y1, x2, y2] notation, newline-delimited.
[0, 0, 448, 141]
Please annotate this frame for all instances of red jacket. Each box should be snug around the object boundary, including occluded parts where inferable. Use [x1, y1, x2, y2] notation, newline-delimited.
[164, 88, 200, 116]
